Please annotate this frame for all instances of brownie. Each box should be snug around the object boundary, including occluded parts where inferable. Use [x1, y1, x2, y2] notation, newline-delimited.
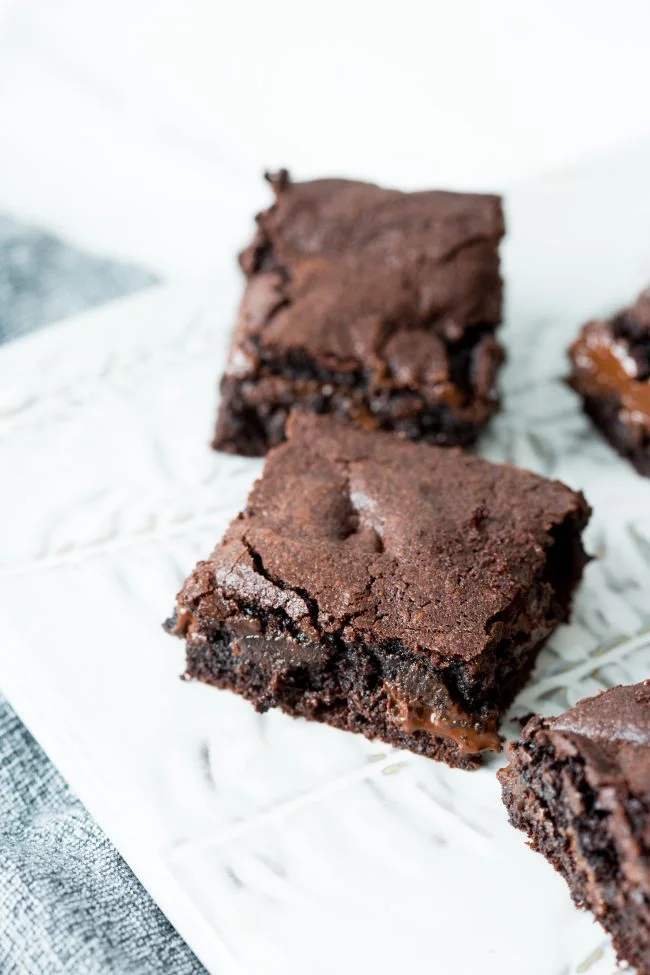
[569, 287, 650, 476]
[499, 682, 650, 974]
[167, 413, 590, 769]
[213, 170, 505, 456]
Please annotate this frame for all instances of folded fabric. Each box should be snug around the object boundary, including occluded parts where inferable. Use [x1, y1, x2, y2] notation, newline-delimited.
[0, 215, 201, 974]
[0, 697, 204, 974]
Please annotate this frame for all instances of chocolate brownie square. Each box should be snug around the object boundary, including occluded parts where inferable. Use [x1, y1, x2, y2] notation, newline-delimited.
[499, 682, 650, 974]
[213, 170, 505, 456]
[569, 287, 650, 476]
[167, 414, 590, 769]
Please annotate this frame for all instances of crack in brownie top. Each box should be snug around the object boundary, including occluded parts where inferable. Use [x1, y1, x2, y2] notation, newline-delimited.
[229, 171, 505, 387]
[180, 413, 589, 662]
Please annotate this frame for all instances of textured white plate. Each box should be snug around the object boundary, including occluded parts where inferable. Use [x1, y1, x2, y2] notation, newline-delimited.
[2, 148, 650, 975]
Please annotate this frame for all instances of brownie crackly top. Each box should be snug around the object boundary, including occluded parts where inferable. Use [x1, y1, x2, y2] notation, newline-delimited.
[534, 681, 650, 796]
[181, 412, 588, 664]
[229, 171, 505, 389]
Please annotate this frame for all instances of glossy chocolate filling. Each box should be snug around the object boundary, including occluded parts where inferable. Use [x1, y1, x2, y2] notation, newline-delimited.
[388, 693, 501, 754]
[571, 321, 650, 427]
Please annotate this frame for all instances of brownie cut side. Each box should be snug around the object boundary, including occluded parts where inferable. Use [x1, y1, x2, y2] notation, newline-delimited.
[499, 682, 650, 973]
[214, 170, 505, 456]
[569, 287, 650, 476]
[167, 414, 590, 769]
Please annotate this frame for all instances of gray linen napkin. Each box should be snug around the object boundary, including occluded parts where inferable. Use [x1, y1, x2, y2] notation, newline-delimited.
[0, 215, 205, 974]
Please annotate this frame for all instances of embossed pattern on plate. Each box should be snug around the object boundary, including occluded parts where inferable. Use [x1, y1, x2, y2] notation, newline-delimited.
[1, 151, 650, 974]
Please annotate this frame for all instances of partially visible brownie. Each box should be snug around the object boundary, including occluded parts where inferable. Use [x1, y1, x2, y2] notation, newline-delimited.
[214, 170, 505, 456]
[167, 413, 590, 769]
[499, 682, 650, 974]
[569, 287, 650, 476]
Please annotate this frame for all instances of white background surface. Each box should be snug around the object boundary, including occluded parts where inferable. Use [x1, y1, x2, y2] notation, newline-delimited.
[2, 5, 650, 972]
[2, 146, 650, 973]
[1, 1, 650, 276]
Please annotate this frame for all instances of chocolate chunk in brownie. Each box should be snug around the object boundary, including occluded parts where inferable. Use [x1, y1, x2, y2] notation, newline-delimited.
[167, 413, 590, 769]
[214, 170, 505, 456]
[569, 287, 650, 476]
[499, 681, 650, 974]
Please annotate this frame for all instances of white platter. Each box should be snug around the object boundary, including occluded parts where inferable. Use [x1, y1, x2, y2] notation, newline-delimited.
[2, 146, 650, 974]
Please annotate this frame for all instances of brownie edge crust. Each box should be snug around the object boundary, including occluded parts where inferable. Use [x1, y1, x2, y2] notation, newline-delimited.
[499, 682, 650, 974]
[214, 170, 505, 456]
[168, 414, 590, 769]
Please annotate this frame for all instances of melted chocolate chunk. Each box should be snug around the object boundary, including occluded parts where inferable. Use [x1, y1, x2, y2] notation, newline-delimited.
[214, 171, 505, 456]
[569, 287, 650, 475]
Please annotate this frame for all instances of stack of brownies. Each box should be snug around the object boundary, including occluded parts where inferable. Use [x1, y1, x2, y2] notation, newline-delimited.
[167, 172, 650, 973]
